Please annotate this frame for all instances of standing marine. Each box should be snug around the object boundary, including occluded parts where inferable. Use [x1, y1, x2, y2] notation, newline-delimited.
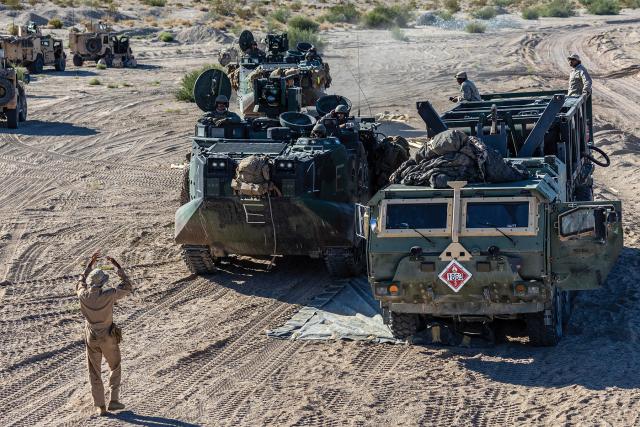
[450, 71, 481, 102]
[567, 54, 592, 96]
[76, 251, 132, 416]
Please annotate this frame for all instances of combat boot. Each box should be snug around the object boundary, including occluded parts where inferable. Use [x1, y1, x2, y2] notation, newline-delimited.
[96, 406, 107, 416]
[108, 401, 125, 411]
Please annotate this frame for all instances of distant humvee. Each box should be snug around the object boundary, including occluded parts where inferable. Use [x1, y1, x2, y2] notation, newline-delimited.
[69, 22, 136, 68]
[0, 22, 66, 73]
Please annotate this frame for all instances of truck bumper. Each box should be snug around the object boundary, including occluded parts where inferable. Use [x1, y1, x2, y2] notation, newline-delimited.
[388, 301, 544, 316]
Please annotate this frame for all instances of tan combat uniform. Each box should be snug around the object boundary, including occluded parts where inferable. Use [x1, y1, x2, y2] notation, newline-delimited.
[568, 63, 592, 96]
[457, 80, 482, 102]
[76, 272, 132, 408]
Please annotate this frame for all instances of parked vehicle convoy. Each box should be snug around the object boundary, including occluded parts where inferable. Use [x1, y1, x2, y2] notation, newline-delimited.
[0, 22, 65, 73]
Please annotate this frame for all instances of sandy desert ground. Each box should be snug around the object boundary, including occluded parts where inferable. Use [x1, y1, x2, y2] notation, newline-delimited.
[1, 6, 640, 426]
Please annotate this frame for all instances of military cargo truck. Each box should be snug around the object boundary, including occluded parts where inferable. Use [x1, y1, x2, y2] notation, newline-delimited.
[175, 70, 404, 277]
[0, 22, 66, 73]
[0, 51, 28, 129]
[69, 23, 136, 68]
[364, 91, 622, 345]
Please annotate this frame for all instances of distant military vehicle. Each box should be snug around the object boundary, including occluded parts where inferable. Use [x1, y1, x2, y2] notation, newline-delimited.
[223, 30, 331, 118]
[0, 50, 28, 128]
[0, 22, 66, 73]
[174, 70, 401, 277]
[364, 91, 622, 345]
[69, 22, 136, 68]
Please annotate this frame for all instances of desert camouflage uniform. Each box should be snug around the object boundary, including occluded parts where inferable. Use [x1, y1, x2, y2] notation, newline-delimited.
[568, 64, 592, 96]
[458, 80, 482, 102]
[76, 271, 132, 408]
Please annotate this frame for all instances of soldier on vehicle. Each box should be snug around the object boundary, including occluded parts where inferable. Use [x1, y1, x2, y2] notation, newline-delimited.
[76, 251, 132, 416]
[210, 95, 241, 123]
[246, 40, 266, 61]
[305, 47, 322, 63]
[567, 54, 592, 97]
[449, 71, 481, 102]
[311, 123, 327, 138]
[319, 104, 350, 136]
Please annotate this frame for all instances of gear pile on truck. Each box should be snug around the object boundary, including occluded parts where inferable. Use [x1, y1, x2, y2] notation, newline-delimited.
[364, 91, 622, 345]
[0, 22, 66, 73]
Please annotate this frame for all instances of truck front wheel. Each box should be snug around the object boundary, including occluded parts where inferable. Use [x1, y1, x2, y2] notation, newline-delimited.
[389, 312, 419, 340]
[73, 54, 83, 67]
[5, 107, 18, 129]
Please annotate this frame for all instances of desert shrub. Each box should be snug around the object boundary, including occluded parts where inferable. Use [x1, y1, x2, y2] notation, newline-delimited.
[434, 9, 454, 20]
[14, 66, 28, 82]
[176, 64, 223, 102]
[107, 83, 118, 88]
[287, 26, 325, 50]
[210, 0, 234, 15]
[159, 31, 174, 42]
[586, 0, 620, 14]
[465, 21, 486, 32]
[521, 6, 540, 18]
[270, 7, 290, 23]
[391, 26, 409, 41]
[324, 2, 360, 23]
[2, 0, 22, 9]
[141, 0, 166, 6]
[88, 78, 102, 85]
[290, 1, 302, 11]
[96, 63, 107, 70]
[492, 0, 516, 6]
[471, 5, 497, 18]
[620, 0, 640, 7]
[235, 6, 253, 19]
[538, 0, 575, 17]
[48, 18, 64, 29]
[288, 15, 320, 32]
[362, 4, 412, 28]
[443, 0, 461, 13]
[7, 24, 19, 35]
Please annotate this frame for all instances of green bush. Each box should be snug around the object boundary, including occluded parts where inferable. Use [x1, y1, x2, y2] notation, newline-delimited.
[435, 10, 454, 20]
[96, 63, 107, 70]
[141, 0, 166, 6]
[443, 0, 461, 13]
[538, 0, 575, 17]
[270, 7, 290, 23]
[288, 15, 320, 32]
[14, 66, 28, 83]
[362, 5, 412, 28]
[324, 2, 360, 23]
[391, 26, 409, 41]
[465, 21, 487, 32]
[471, 6, 497, 18]
[176, 64, 223, 102]
[88, 78, 102, 85]
[7, 24, 18, 36]
[48, 18, 64, 29]
[492, 0, 516, 6]
[587, 0, 620, 14]
[287, 26, 325, 51]
[159, 31, 174, 42]
[620, 0, 640, 7]
[521, 6, 540, 18]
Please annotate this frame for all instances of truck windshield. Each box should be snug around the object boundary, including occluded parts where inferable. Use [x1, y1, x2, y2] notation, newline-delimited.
[466, 202, 529, 228]
[386, 203, 448, 230]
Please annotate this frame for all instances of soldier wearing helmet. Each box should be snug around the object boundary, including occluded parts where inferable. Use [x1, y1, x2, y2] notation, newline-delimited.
[76, 251, 132, 416]
[305, 47, 322, 63]
[311, 122, 327, 138]
[246, 40, 265, 61]
[450, 71, 481, 102]
[567, 54, 592, 97]
[319, 104, 351, 136]
[210, 94, 241, 123]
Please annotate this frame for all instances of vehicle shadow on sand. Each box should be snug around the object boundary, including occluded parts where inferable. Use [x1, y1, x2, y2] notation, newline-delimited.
[14, 120, 98, 136]
[442, 246, 640, 391]
[109, 410, 200, 427]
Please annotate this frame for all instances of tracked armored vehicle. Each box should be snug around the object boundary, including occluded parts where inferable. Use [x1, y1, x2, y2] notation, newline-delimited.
[223, 30, 331, 118]
[0, 22, 66, 73]
[364, 91, 622, 345]
[69, 22, 136, 68]
[0, 51, 28, 129]
[174, 69, 402, 277]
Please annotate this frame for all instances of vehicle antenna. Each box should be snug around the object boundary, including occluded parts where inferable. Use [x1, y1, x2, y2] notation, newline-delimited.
[356, 31, 361, 117]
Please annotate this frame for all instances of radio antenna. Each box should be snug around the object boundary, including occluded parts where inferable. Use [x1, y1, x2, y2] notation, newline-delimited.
[356, 31, 361, 117]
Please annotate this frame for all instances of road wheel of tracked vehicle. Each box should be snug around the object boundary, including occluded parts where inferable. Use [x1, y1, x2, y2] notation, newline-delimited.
[54, 54, 66, 72]
[17, 86, 27, 122]
[5, 107, 18, 129]
[324, 243, 365, 278]
[182, 245, 216, 274]
[389, 312, 420, 340]
[0, 78, 15, 105]
[180, 164, 190, 205]
[526, 287, 564, 346]
[73, 54, 84, 67]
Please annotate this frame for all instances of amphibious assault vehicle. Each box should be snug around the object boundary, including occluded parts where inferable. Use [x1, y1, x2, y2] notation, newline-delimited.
[222, 30, 331, 118]
[0, 22, 66, 73]
[0, 51, 28, 129]
[364, 91, 622, 345]
[69, 22, 136, 68]
[175, 69, 403, 277]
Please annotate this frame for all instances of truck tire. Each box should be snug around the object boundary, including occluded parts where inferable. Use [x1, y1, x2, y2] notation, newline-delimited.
[180, 165, 190, 205]
[389, 312, 419, 340]
[324, 244, 365, 278]
[28, 54, 44, 74]
[182, 245, 216, 274]
[5, 107, 18, 129]
[525, 287, 563, 346]
[54, 55, 66, 72]
[73, 54, 84, 67]
[86, 37, 102, 54]
[0, 78, 15, 105]
[17, 86, 27, 122]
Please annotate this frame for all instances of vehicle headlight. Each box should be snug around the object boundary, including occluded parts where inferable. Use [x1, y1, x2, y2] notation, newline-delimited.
[208, 159, 227, 169]
[277, 161, 295, 171]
